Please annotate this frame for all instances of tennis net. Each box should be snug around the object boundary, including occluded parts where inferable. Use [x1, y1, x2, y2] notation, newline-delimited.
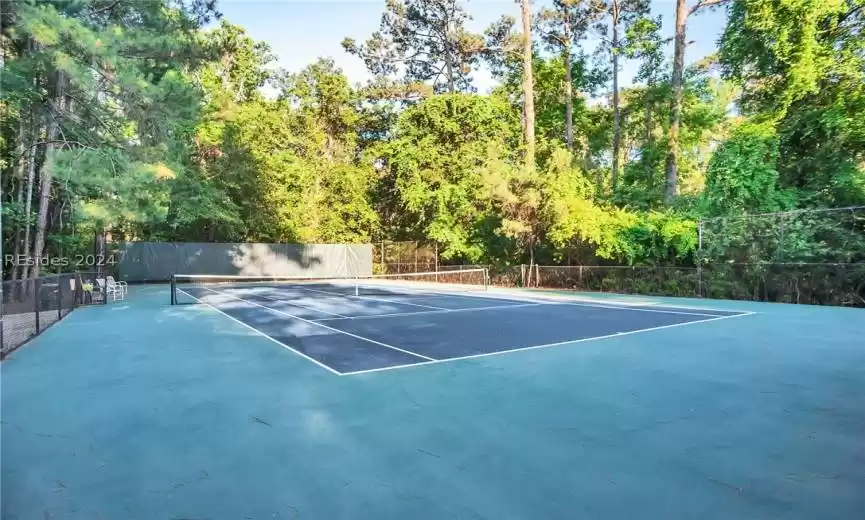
[170, 268, 489, 305]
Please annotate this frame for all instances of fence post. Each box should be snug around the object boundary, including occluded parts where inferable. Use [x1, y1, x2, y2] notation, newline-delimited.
[697, 220, 704, 298]
[57, 274, 62, 320]
[34, 277, 41, 333]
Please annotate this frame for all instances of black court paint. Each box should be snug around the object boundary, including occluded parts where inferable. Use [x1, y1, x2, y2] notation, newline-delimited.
[180, 287, 751, 375]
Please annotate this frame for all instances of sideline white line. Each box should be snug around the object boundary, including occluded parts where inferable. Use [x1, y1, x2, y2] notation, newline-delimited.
[198, 287, 436, 362]
[312, 302, 552, 322]
[339, 311, 757, 376]
[298, 287, 449, 310]
[176, 288, 342, 376]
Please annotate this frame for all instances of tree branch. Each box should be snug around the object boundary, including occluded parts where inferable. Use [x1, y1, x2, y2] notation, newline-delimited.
[89, 0, 122, 16]
[689, 0, 731, 17]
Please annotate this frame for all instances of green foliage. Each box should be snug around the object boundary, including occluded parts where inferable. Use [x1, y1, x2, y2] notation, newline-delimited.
[342, 0, 484, 93]
[377, 93, 520, 260]
[702, 120, 789, 215]
[720, 0, 854, 116]
[1, 0, 862, 307]
[720, 0, 865, 208]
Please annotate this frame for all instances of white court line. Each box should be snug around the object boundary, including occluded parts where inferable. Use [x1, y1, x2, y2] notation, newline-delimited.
[487, 289, 760, 315]
[176, 288, 342, 376]
[298, 284, 730, 318]
[382, 288, 735, 318]
[559, 302, 724, 318]
[410, 290, 731, 318]
[312, 302, 552, 322]
[198, 287, 436, 362]
[339, 311, 758, 376]
[298, 287, 449, 310]
[418, 286, 758, 316]
[251, 292, 350, 319]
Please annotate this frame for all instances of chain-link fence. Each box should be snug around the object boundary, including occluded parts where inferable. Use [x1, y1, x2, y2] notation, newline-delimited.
[1, 272, 107, 358]
[373, 241, 438, 274]
[699, 262, 865, 306]
[371, 210, 865, 307]
[693, 207, 865, 306]
[698, 206, 865, 264]
[527, 266, 700, 297]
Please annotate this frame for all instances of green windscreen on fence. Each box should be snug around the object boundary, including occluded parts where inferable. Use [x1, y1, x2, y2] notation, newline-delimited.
[117, 242, 373, 283]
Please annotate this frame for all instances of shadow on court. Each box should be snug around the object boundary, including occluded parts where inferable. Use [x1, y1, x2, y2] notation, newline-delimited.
[2, 285, 863, 520]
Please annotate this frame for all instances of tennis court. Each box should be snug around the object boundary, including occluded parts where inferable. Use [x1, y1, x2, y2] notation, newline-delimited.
[170, 269, 752, 375]
[3, 278, 863, 520]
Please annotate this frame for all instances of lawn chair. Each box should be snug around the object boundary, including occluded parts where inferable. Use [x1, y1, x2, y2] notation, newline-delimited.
[97, 277, 125, 301]
[106, 276, 128, 297]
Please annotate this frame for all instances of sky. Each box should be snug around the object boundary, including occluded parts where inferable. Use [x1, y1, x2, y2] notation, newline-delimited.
[213, 0, 729, 94]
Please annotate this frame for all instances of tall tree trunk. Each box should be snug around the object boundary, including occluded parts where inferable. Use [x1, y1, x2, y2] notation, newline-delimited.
[11, 106, 29, 280]
[93, 229, 106, 277]
[32, 70, 68, 278]
[20, 113, 39, 280]
[520, 0, 536, 172]
[645, 95, 653, 187]
[445, 60, 455, 93]
[563, 18, 573, 150]
[11, 176, 25, 280]
[665, 0, 688, 205]
[611, 5, 621, 192]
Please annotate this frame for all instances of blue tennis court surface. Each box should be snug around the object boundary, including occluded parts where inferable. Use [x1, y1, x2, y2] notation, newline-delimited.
[4, 285, 863, 520]
[177, 283, 751, 374]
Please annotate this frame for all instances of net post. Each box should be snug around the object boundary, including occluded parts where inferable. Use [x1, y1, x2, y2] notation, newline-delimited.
[170, 274, 176, 305]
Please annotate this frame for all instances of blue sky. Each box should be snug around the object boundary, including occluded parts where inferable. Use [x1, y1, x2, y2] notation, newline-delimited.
[214, 0, 728, 93]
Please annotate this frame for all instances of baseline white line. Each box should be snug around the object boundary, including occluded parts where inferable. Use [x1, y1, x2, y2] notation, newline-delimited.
[433, 292, 732, 318]
[339, 311, 757, 376]
[251, 292, 350, 318]
[175, 288, 342, 375]
[487, 288, 760, 315]
[558, 302, 726, 318]
[385, 289, 735, 318]
[199, 287, 436, 361]
[298, 287, 449, 310]
[311, 302, 552, 322]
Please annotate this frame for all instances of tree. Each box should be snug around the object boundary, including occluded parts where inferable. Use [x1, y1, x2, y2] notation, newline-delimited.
[719, 0, 865, 206]
[536, 0, 601, 150]
[664, 0, 730, 205]
[593, 0, 651, 191]
[376, 94, 520, 260]
[520, 0, 536, 172]
[1, 0, 218, 275]
[342, 0, 485, 94]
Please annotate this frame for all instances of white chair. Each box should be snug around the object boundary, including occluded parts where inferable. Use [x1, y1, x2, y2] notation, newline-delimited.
[106, 276, 128, 296]
[97, 277, 125, 301]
